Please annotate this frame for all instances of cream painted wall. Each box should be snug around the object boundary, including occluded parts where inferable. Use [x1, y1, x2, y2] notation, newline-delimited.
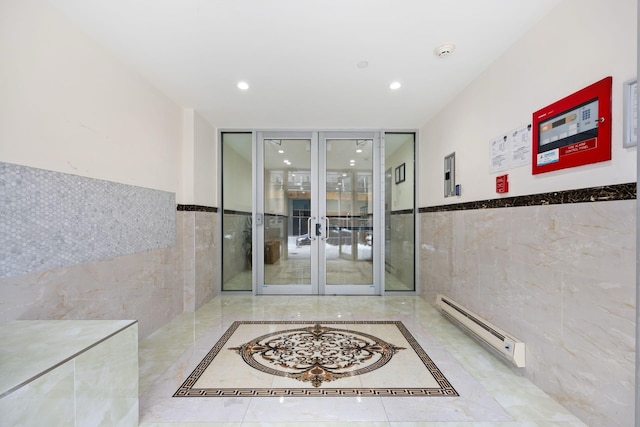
[194, 112, 217, 206]
[180, 109, 217, 205]
[0, 0, 182, 193]
[181, 110, 196, 202]
[419, 0, 637, 207]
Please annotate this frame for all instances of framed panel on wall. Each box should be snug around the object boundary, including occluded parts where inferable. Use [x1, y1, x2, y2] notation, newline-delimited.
[532, 76, 612, 175]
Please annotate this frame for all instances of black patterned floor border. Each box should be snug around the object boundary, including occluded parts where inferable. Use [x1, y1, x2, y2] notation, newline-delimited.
[173, 320, 458, 397]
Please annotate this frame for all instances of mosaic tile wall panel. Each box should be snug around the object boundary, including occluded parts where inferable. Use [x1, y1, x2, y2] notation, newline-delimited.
[0, 162, 176, 279]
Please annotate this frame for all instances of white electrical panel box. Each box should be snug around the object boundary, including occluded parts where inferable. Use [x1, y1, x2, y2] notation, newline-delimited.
[444, 152, 455, 197]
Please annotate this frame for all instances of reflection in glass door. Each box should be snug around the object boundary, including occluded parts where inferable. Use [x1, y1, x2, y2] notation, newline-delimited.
[257, 131, 380, 295]
[320, 134, 378, 295]
[258, 133, 316, 294]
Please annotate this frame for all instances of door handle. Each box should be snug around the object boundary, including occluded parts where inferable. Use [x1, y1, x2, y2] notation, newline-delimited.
[307, 216, 317, 241]
[320, 216, 329, 241]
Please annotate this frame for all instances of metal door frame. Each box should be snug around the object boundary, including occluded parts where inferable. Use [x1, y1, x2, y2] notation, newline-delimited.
[255, 130, 383, 295]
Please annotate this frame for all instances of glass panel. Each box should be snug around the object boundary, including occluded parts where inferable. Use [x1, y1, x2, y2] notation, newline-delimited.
[384, 133, 415, 291]
[221, 132, 253, 291]
[325, 139, 373, 286]
[263, 139, 312, 285]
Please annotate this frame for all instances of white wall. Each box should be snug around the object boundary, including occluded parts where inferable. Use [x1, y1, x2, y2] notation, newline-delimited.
[0, 0, 182, 193]
[180, 109, 217, 205]
[194, 112, 217, 206]
[419, 0, 637, 207]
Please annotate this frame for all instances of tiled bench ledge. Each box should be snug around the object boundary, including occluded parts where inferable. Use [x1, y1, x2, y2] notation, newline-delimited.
[0, 320, 138, 426]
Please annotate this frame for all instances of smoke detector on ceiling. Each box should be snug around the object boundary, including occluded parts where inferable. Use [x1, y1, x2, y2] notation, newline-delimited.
[434, 44, 456, 58]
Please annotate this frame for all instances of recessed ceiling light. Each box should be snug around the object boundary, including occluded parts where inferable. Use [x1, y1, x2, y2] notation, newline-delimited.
[278, 149, 284, 154]
[356, 149, 362, 153]
[237, 81, 249, 90]
[389, 81, 401, 90]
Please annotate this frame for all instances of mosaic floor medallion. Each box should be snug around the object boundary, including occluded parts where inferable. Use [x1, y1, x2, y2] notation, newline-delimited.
[174, 321, 458, 397]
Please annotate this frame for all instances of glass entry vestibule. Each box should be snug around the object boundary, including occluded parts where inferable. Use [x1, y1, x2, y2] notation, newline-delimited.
[221, 131, 416, 295]
[257, 131, 380, 295]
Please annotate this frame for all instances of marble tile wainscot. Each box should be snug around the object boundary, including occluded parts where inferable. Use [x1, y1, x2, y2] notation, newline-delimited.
[177, 205, 219, 312]
[418, 182, 636, 427]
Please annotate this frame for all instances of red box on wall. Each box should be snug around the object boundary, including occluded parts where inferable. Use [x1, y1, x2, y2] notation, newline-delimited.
[496, 174, 509, 193]
[532, 77, 612, 175]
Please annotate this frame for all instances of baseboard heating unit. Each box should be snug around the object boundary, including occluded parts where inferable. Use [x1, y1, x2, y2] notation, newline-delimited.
[436, 294, 525, 367]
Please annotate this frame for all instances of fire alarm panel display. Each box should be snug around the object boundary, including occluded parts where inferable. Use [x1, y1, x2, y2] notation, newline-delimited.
[532, 77, 611, 174]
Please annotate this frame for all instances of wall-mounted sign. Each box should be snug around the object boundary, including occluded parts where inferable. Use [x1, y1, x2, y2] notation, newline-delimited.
[532, 77, 612, 175]
[496, 174, 509, 194]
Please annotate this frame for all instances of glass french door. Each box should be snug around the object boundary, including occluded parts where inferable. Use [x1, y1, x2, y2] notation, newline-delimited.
[256, 131, 381, 295]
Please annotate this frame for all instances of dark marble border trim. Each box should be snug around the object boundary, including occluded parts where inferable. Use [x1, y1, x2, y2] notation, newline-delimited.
[419, 183, 636, 213]
[177, 204, 218, 212]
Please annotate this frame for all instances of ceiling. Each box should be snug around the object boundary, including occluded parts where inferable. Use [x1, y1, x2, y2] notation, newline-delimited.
[45, 0, 563, 130]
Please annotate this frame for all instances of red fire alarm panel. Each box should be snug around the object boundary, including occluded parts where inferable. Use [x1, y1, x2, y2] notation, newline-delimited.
[532, 77, 612, 175]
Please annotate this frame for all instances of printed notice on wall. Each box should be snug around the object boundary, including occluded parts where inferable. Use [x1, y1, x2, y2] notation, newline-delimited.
[489, 135, 509, 173]
[489, 123, 532, 173]
[509, 124, 532, 168]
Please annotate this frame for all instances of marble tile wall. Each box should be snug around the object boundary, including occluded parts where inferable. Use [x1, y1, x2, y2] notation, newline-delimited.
[180, 212, 196, 311]
[419, 198, 635, 426]
[180, 210, 218, 311]
[0, 244, 183, 339]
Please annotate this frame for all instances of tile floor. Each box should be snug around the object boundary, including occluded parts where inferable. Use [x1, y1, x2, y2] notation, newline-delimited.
[138, 294, 587, 426]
